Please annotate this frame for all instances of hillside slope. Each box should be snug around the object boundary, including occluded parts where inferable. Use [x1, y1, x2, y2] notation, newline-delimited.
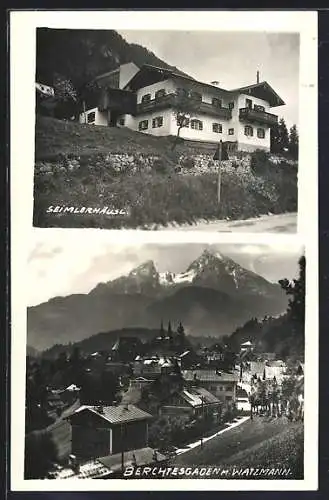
[36, 28, 191, 88]
[35, 116, 203, 162]
[33, 118, 298, 230]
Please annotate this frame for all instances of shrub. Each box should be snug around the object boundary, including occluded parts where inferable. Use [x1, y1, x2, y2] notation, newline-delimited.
[180, 156, 196, 170]
[250, 150, 271, 175]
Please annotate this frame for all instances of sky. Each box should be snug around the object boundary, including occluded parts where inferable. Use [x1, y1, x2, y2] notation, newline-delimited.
[118, 30, 299, 129]
[27, 231, 304, 306]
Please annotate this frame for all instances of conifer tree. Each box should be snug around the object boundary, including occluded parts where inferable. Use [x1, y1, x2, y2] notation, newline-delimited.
[288, 124, 299, 159]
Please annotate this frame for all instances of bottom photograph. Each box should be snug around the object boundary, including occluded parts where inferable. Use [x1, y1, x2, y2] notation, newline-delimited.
[25, 237, 305, 481]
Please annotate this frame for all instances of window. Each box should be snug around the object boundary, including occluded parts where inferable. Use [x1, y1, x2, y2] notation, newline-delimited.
[225, 386, 232, 392]
[87, 112, 96, 124]
[228, 128, 234, 135]
[228, 102, 235, 110]
[141, 94, 151, 103]
[152, 116, 163, 128]
[138, 120, 149, 131]
[155, 89, 166, 100]
[190, 91, 202, 102]
[190, 119, 203, 131]
[226, 396, 232, 401]
[244, 125, 254, 137]
[212, 123, 222, 133]
[212, 97, 222, 108]
[257, 128, 265, 138]
[254, 104, 265, 112]
[245, 98, 253, 109]
[118, 118, 125, 126]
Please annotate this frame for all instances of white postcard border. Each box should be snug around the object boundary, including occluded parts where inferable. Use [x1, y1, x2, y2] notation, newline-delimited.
[10, 9, 318, 491]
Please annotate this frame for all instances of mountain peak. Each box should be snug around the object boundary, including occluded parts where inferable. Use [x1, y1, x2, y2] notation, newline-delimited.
[187, 248, 225, 272]
[129, 260, 158, 277]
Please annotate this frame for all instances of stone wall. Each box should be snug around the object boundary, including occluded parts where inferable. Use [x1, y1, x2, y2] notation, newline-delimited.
[35, 152, 254, 177]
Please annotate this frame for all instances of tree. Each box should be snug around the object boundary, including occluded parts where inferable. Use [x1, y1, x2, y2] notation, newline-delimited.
[270, 121, 280, 153]
[25, 430, 57, 479]
[288, 124, 299, 159]
[52, 73, 78, 119]
[271, 117, 289, 154]
[277, 118, 289, 153]
[160, 320, 165, 339]
[279, 256, 305, 325]
[171, 87, 202, 150]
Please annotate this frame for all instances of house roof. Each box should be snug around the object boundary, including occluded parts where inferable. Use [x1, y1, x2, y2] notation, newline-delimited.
[230, 81, 285, 107]
[124, 65, 284, 108]
[69, 404, 152, 425]
[179, 387, 220, 407]
[52, 459, 112, 479]
[192, 387, 221, 404]
[98, 447, 166, 471]
[65, 384, 80, 392]
[124, 64, 229, 94]
[182, 369, 239, 383]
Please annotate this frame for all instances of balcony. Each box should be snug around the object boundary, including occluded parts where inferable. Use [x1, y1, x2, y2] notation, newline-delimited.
[136, 94, 232, 119]
[239, 107, 278, 126]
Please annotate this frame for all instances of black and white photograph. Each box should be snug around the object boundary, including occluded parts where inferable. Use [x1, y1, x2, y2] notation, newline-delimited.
[9, 9, 318, 492]
[32, 28, 300, 232]
[24, 237, 305, 481]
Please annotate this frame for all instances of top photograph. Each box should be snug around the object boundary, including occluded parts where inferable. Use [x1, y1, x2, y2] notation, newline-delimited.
[33, 28, 299, 232]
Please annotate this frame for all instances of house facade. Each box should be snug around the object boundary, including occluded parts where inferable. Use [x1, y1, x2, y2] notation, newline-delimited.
[182, 369, 239, 404]
[79, 63, 284, 152]
[160, 387, 222, 420]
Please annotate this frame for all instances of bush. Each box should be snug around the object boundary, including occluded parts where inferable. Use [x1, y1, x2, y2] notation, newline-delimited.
[180, 156, 196, 170]
[250, 150, 271, 175]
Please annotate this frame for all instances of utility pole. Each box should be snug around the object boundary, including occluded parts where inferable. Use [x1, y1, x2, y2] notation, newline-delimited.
[213, 140, 228, 205]
[200, 396, 205, 449]
[121, 423, 124, 474]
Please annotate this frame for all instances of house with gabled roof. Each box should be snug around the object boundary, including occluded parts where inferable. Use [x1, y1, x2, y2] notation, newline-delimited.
[66, 403, 152, 461]
[160, 386, 222, 420]
[79, 62, 285, 152]
[182, 369, 239, 404]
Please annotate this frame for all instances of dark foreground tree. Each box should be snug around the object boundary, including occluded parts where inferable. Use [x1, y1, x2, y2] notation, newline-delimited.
[279, 255, 305, 324]
[25, 430, 57, 479]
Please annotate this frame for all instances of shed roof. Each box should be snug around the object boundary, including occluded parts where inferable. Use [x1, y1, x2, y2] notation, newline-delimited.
[69, 404, 152, 425]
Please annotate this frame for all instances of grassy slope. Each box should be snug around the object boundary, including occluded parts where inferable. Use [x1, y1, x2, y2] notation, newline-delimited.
[34, 117, 298, 229]
[35, 116, 208, 160]
[173, 416, 303, 479]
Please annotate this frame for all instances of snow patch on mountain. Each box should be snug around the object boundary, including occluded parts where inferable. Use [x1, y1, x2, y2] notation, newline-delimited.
[159, 269, 197, 286]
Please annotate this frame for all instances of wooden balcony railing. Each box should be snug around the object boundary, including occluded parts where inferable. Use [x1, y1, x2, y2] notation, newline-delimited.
[239, 107, 278, 126]
[136, 94, 232, 119]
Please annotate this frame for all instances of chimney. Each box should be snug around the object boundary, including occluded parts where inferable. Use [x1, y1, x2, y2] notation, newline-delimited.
[256, 71, 260, 84]
[211, 80, 220, 86]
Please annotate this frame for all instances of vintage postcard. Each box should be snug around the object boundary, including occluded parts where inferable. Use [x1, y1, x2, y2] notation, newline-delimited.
[9, 9, 318, 493]
[10, 10, 316, 234]
[11, 230, 317, 491]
